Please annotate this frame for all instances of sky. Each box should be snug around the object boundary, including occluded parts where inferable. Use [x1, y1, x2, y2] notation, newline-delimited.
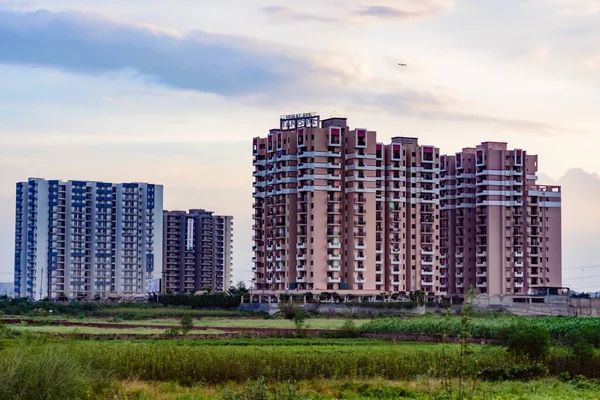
[0, 0, 599, 291]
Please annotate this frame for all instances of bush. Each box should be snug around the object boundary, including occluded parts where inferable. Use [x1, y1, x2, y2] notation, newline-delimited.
[165, 327, 181, 337]
[279, 304, 309, 330]
[181, 315, 194, 335]
[478, 363, 549, 381]
[161, 293, 241, 309]
[501, 322, 551, 360]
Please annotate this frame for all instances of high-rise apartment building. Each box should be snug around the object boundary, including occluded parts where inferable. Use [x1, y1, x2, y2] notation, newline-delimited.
[163, 209, 233, 293]
[252, 113, 444, 294]
[14, 178, 163, 300]
[440, 142, 562, 296]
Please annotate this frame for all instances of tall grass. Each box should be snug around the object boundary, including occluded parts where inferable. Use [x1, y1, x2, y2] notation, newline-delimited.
[0, 345, 99, 400]
[361, 316, 600, 342]
[60, 341, 520, 384]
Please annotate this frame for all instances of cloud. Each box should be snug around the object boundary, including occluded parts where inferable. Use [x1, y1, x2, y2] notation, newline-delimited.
[444, 113, 585, 136]
[353, 0, 453, 19]
[582, 54, 600, 68]
[261, 6, 340, 23]
[0, 9, 337, 97]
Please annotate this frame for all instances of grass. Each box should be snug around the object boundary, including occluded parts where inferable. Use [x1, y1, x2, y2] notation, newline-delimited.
[361, 315, 600, 342]
[1, 335, 600, 399]
[5, 316, 371, 330]
[27, 340, 519, 383]
[11, 325, 226, 336]
[116, 378, 600, 400]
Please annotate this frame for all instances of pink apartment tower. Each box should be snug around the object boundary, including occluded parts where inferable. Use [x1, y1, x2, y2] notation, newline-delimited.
[252, 115, 561, 296]
[440, 142, 562, 296]
[252, 114, 446, 294]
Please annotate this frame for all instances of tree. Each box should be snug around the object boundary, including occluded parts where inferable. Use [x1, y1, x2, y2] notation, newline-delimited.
[279, 304, 308, 331]
[229, 281, 249, 297]
[180, 315, 194, 336]
[409, 290, 426, 307]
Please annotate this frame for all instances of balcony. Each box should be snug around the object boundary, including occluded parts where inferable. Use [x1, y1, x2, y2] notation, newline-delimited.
[355, 242, 366, 249]
[421, 249, 434, 256]
[476, 262, 487, 268]
[296, 242, 306, 249]
[456, 252, 464, 258]
[476, 271, 487, 278]
[515, 262, 524, 268]
[328, 242, 341, 249]
[476, 281, 487, 288]
[296, 276, 305, 283]
[421, 280, 434, 286]
[421, 270, 434, 276]
[515, 281, 524, 288]
[391, 269, 401, 275]
[354, 265, 366, 272]
[355, 254, 366, 261]
[515, 251, 524, 258]
[421, 260, 434, 266]
[354, 277, 367, 284]
[296, 254, 306, 261]
[456, 272, 464, 278]
[514, 271, 524, 278]
[476, 251, 487, 257]
[297, 264, 306, 271]
[328, 277, 341, 283]
[328, 264, 341, 272]
[328, 254, 341, 261]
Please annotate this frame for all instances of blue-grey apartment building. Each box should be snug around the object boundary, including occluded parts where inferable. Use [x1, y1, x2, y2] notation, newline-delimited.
[14, 178, 163, 300]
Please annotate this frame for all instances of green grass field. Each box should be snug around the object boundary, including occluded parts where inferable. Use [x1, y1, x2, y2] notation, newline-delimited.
[117, 378, 600, 400]
[6, 316, 372, 330]
[11, 325, 226, 336]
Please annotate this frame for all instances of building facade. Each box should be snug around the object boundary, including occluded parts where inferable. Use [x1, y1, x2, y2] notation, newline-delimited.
[440, 142, 562, 296]
[163, 209, 233, 293]
[252, 113, 444, 294]
[252, 115, 562, 296]
[14, 178, 163, 300]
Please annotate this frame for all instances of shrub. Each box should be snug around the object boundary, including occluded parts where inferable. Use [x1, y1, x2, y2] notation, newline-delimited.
[181, 315, 194, 335]
[165, 327, 181, 337]
[502, 322, 551, 361]
[478, 363, 549, 381]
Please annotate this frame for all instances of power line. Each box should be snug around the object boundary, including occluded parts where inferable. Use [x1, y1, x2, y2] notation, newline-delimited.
[563, 264, 600, 271]
[563, 274, 600, 281]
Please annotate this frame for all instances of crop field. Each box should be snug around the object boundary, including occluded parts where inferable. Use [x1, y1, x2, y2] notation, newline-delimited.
[3, 298, 600, 399]
[10, 325, 226, 336]
[1, 335, 600, 399]
[5, 316, 371, 330]
[360, 315, 600, 341]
